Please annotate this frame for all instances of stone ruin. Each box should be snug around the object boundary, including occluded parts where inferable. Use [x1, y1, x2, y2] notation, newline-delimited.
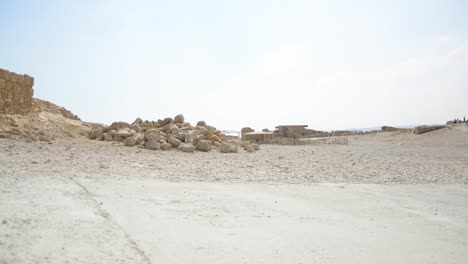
[0, 68, 34, 114]
[89, 114, 260, 153]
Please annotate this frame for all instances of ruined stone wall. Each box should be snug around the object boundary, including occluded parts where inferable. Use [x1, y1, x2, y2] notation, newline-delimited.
[0, 68, 34, 114]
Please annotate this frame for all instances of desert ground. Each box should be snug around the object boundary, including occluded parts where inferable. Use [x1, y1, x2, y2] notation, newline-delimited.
[1, 125, 468, 263]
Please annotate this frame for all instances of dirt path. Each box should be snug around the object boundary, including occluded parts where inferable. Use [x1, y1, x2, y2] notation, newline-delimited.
[1, 176, 467, 264]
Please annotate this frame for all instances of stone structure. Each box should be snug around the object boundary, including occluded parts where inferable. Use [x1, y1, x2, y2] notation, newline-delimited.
[240, 127, 254, 141]
[0, 68, 34, 114]
[275, 125, 309, 138]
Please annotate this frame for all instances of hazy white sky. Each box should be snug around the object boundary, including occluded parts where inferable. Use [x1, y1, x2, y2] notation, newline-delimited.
[1, 0, 467, 131]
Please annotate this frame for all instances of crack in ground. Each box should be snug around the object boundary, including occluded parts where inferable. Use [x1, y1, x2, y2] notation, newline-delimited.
[68, 176, 152, 264]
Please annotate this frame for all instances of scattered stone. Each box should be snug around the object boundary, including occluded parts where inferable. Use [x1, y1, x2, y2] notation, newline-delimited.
[117, 128, 131, 137]
[161, 142, 172, 151]
[144, 129, 160, 138]
[145, 141, 161, 150]
[168, 136, 181, 147]
[132, 117, 143, 125]
[103, 133, 113, 141]
[179, 144, 195, 153]
[124, 136, 137, 146]
[176, 133, 186, 142]
[163, 123, 179, 134]
[244, 144, 255, 153]
[145, 131, 161, 142]
[220, 142, 233, 153]
[185, 133, 193, 144]
[130, 124, 141, 133]
[174, 114, 185, 123]
[135, 134, 144, 145]
[231, 145, 239, 153]
[107, 122, 129, 132]
[197, 121, 207, 127]
[197, 140, 212, 152]
[252, 143, 260, 150]
[89, 127, 103, 140]
[162, 117, 173, 126]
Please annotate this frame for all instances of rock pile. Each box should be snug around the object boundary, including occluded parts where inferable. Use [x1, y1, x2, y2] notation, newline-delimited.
[88, 114, 259, 153]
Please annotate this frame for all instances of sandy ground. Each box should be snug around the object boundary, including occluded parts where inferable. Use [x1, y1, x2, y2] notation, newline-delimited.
[1, 125, 468, 263]
[1, 177, 467, 264]
[0, 125, 467, 184]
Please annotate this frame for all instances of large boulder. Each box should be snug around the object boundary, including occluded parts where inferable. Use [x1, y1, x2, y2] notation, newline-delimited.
[103, 133, 113, 141]
[184, 133, 193, 144]
[197, 121, 207, 127]
[132, 118, 143, 125]
[220, 142, 233, 153]
[179, 144, 195, 153]
[130, 124, 141, 133]
[107, 122, 130, 132]
[145, 141, 161, 150]
[168, 136, 181, 147]
[145, 129, 161, 150]
[176, 133, 186, 142]
[144, 129, 160, 137]
[145, 130, 161, 142]
[108, 130, 117, 137]
[252, 143, 260, 150]
[210, 135, 221, 142]
[174, 114, 185, 124]
[89, 127, 104, 140]
[244, 144, 255, 153]
[163, 123, 179, 134]
[241, 141, 255, 153]
[117, 128, 131, 137]
[124, 136, 137, 146]
[162, 117, 173, 126]
[206, 125, 217, 133]
[231, 145, 239, 153]
[135, 133, 144, 145]
[197, 140, 212, 152]
[161, 142, 172, 151]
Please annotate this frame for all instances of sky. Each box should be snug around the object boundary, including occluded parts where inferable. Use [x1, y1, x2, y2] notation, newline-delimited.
[1, 0, 467, 131]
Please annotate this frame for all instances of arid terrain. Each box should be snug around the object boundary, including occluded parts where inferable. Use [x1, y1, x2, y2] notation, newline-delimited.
[1, 122, 468, 263]
[1, 125, 467, 184]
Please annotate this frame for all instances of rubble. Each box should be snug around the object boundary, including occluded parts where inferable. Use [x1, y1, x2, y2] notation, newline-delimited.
[88, 114, 259, 154]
